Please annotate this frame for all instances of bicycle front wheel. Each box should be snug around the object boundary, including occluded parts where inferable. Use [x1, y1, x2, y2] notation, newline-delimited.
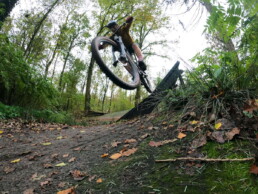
[91, 36, 140, 90]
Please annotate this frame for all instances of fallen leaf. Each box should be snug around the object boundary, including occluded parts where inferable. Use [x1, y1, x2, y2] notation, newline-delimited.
[56, 136, 63, 140]
[124, 139, 137, 143]
[63, 154, 69, 158]
[189, 120, 199, 125]
[4, 166, 15, 174]
[88, 175, 97, 182]
[23, 188, 34, 194]
[43, 163, 53, 169]
[40, 180, 50, 187]
[211, 131, 225, 143]
[96, 178, 103, 183]
[70, 170, 87, 181]
[215, 122, 222, 130]
[162, 122, 168, 125]
[0, 130, 3, 134]
[73, 147, 81, 151]
[149, 139, 177, 147]
[225, 127, 240, 140]
[110, 153, 122, 160]
[191, 135, 207, 149]
[57, 187, 76, 194]
[178, 132, 187, 139]
[216, 118, 235, 130]
[41, 142, 51, 146]
[10, 158, 21, 163]
[55, 162, 67, 167]
[244, 99, 258, 113]
[111, 141, 121, 147]
[58, 182, 67, 188]
[140, 133, 149, 139]
[68, 157, 76, 163]
[31, 173, 46, 181]
[121, 148, 138, 156]
[250, 164, 258, 175]
[101, 153, 109, 158]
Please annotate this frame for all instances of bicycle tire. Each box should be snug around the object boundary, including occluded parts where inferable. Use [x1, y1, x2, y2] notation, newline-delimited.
[91, 36, 140, 90]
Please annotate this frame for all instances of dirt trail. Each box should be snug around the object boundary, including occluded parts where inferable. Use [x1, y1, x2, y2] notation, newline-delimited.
[0, 118, 150, 193]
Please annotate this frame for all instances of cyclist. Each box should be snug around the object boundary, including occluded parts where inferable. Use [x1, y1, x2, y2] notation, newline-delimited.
[103, 16, 147, 71]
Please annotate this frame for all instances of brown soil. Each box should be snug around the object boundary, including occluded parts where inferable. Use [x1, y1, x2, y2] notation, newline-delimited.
[0, 117, 153, 193]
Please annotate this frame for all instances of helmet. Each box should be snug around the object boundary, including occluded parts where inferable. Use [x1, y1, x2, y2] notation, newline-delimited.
[106, 20, 117, 28]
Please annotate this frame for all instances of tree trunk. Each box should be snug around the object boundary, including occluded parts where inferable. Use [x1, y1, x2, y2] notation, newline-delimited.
[134, 86, 141, 106]
[24, 0, 61, 58]
[101, 78, 109, 112]
[84, 56, 95, 115]
[58, 36, 76, 91]
[108, 83, 115, 113]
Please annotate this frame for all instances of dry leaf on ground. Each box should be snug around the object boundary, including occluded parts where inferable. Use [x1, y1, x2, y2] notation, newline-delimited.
[211, 131, 225, 143]
[40, 179, 51, 187]
[55, 162, 67, 167]
[121, 148, 138, 156]
[244, 99, 258, 113]
[110, 153, 122, 160]
[111, 141, 121, 147]
[191, 135, 207, 149]
[96, 178, 103, 183]
[70, 170, 87, 181]
[189, 120, 199, 125]
[178, 132, 187, 139]
[57, 187, 76, 194]
[10, 158, 21, 163]
[124, 139, 137, 143]
[4, 166, 15, 174]
[41, 142, 51, 146]
[68, 157, 76, 162]
[250, 164, 258, 175]
[58, 182, 67, 188]
[23, 188, 34, 194]
[140, 133, 149, 139]
[101, 153, 109, 158]
[43, 163, 53, 169]
[149, 139, 177, 147]
[215, 122, 222, 130]
[225, 128, 240, 140]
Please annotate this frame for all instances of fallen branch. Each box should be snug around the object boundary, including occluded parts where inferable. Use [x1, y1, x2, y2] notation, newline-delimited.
[155, 157, 255, 163]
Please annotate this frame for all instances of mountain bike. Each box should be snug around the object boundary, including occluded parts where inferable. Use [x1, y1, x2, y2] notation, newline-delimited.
[91, 23, 153, 93]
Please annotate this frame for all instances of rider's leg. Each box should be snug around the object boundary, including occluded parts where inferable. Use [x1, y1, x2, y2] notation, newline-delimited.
[132, 43, 147, 71]
[132, 43, 144, 61]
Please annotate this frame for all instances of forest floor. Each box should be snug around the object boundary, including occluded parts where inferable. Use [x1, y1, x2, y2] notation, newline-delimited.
[0, 112, 258, 194]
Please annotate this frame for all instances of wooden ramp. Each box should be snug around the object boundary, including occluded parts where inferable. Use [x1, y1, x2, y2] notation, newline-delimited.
[120, 61, 183, 120]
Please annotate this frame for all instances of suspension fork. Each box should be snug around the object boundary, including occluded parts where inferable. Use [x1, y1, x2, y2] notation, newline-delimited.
[113, 35, 126, 59]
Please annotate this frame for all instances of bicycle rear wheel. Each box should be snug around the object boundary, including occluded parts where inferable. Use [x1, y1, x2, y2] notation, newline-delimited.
[91, 36, 140, 90]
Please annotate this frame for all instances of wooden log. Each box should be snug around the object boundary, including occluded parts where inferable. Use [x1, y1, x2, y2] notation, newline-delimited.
[120, 61, 183, 120]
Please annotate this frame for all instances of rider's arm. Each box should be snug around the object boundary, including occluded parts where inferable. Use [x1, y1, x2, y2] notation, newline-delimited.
[124, 16, 134, 32]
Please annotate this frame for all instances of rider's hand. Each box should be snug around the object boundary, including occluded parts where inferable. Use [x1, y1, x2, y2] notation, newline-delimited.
[126, 16, 134, 23]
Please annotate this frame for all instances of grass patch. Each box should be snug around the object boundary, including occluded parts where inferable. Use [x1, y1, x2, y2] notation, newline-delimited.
[76, 138, 258, 193]
[0, 102, 75, 124]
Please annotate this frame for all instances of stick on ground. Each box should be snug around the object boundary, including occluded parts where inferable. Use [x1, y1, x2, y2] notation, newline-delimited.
[155, 157, 255, 163]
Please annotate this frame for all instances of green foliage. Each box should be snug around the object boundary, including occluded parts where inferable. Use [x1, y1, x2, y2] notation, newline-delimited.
[0, 33, 59, 108]
[0, 102, 75, 124]
[192, 0, 258, 93]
